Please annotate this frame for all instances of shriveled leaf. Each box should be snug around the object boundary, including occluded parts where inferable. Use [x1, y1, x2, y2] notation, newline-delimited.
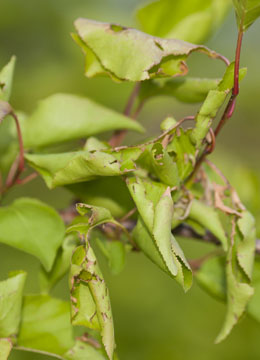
[0, 57, 16, 101]
[137, 0, 232, 44]
[233, 0, 260, 30]
[70, 245, 115, 360]
[64, 340, 107, 360]
[22, 94, 144, 148]
[189, 199, 228, 251]
[0, 338, 12, 360]
[139, 77, 220, 103]
[74, 18, 224, 82]
[40, 234, 79, 293]
[0, 271, 26, 338]
[0, 198, 65, 271]
[17, 295, 74, 355]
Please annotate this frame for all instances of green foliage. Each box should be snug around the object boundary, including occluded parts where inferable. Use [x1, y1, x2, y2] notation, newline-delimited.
[137, 0, 232, 43]
[0, 1, 260, 359]
[233, 0, 260, 30]
[73, 18, 225, 82]
[0, 198, 65, 271]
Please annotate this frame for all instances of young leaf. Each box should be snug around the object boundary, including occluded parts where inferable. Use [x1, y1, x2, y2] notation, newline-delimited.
[0, 198, 65, 271]
[39, 234, 79, 293]
[64, 340, 107, 360]
[137, 0, 232, 44]
[0, 271, 27, 338]
[22, 94, 144, 149]
[74, 18, 225, 82]
[17, 295, 74, 355]
[70, 245, 115, 360]
[0, 57, 16, 102]
[139, 77, 220, 104]
[233, 0, 260, 31]
[0, 338, 12, 360]
[191, 63, 247, 147]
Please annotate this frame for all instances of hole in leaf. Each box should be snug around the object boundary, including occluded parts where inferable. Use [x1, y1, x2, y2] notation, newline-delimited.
[110, 24, 125, 32]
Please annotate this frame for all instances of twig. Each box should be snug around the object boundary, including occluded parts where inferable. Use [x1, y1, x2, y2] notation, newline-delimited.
[109, 83, 141, 147]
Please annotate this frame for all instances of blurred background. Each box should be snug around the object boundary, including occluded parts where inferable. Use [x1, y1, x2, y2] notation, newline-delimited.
[0, 1, 260, 359]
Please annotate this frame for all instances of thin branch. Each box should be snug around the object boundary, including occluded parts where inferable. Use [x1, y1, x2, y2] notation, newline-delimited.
[109, 83, 141, 147]
[172, 223, 260, 255]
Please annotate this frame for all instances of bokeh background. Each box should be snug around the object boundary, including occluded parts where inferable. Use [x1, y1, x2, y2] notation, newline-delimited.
[1, 1, 260, 359]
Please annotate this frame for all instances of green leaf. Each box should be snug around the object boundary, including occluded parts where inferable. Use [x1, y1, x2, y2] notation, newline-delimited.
[17, 294, 74, 355]
[39, 234, 79, 293]
[150, 143, 180, 187]
[189, 199, 228, 251]
[0, 271, 27, 338]
[196, 257, 260, 324]
[67, 177, 134, 218]
[236, 211, 256, 280]
[139, 77, 220, 103]
[128, 178, 192, 291]
[22, 94, 144, 149]
[94, 230, 126, 275]
[74, 18, 224, 82]
[137, 0, 232, 44]
[0, 338, 12, 360]
[64, 340, 107, 360]
[233, 0, 260, 30]
[0, 198, 65, 271]
[0, 57, 16, 102]
[191, 63, 247, 147]
[70, 245, 115, 360]
[25, 148, 139, 189]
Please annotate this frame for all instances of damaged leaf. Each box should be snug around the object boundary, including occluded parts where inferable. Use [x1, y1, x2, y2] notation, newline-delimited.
[74, 18, 225, 82]
[70, 245, 115, 360]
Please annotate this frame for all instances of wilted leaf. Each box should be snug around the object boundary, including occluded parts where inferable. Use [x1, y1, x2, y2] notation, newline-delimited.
[40, 234, 79, 293]
[0, 57, 16, 102]
[18, 295, 74, 355]
[139, 77, 220, 103]
[64, 340, 107, 360]
[128, 178, 192, 290]
[0, 198, 65, 271]
[137, 0, 232, 44]
[22, 94, 144, 148]
[70, 245, 115, 360]
[233, 0, 260, 30]
[0, 338, 12, 360]
[74, 18, 225, 82]
[0, 271, 26, 338]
